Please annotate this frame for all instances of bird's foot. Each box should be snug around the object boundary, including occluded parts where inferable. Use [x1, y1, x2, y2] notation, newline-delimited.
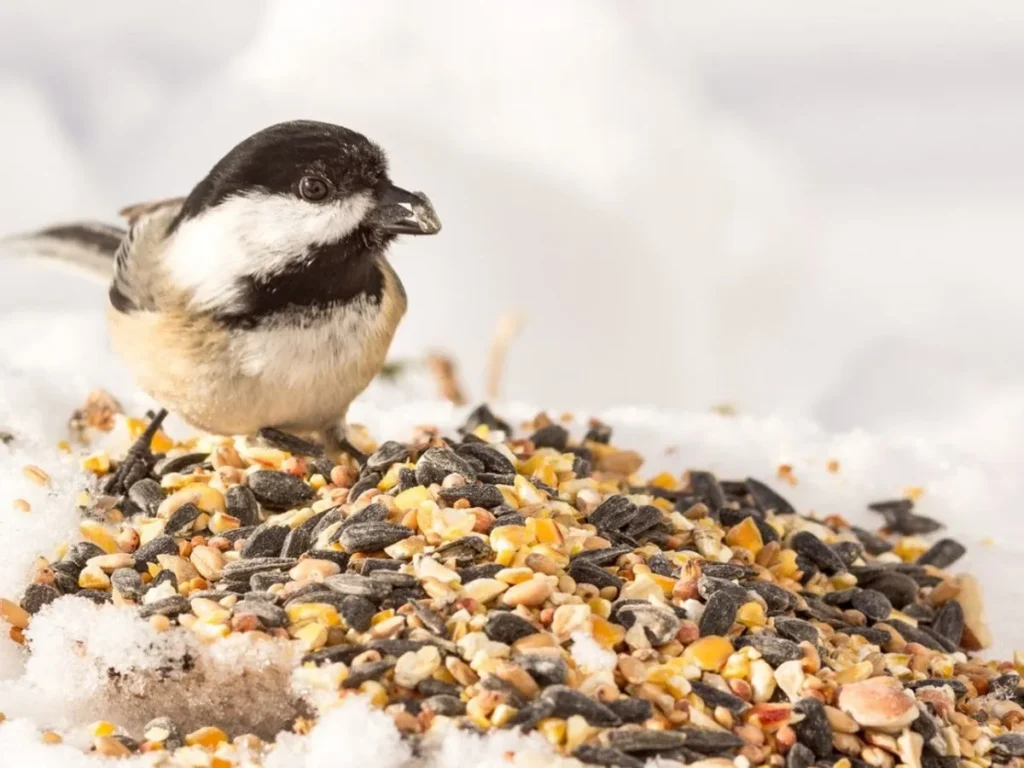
[320, 423, 367, 465]
[102, 408, 168, 495]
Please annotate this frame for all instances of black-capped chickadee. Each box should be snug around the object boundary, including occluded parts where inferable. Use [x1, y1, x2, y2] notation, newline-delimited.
[2, 120, 441, 458]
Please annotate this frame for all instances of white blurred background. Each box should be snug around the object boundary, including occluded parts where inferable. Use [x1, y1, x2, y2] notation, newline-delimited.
[1, 0, 1023, 460]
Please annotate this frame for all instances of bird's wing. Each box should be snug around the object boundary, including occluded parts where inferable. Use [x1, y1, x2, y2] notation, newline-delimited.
[118, 196, 187, 226]
[110, 197, 186, 312]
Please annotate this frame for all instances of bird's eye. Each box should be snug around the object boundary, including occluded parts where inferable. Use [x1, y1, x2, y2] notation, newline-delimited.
[299, 176, 330, 202]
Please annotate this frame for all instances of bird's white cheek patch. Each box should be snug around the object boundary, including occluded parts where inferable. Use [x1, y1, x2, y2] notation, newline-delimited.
[163, 191, 374, 313]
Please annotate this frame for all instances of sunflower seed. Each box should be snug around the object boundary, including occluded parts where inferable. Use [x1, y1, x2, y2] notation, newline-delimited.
[20, 583, 59, 614]
[240, 523, 290, 558]
[619, 602, 682, 645]
[823, 587, 860, 606]
[456, 443, 515, 476]
[735, 634, 803, 666]
[484, 611, 538, 643]
[347, 472, 381, 503]
[832, 541, 864, 568]
[422, 694, 465, 717]
[917, 538, 966, 570]
[588, 496, 637, 531]
[570, 546, 633, 568]
[786, 742, 816, 768]
[156, 452, 209, 476]
[339, 522, 413, 553]
[794, 697, 833, 758]
[932, 599, 964, 644]
[747, 477, 796, 515]
[460, 404, 512, 436]
[341, 660, 395, 689]
[412, 602, 449, 637]
[324, 573, 392, 601]
[138, 596, 190, 618]
[606, 728, 688, 753]
[567, 560, 623, 591]
[743, 581, 797, 614]
[257, 427, 322, 456]
[851, 588, 892, 621]
[416, 447, 478, 486]
[278, 527, 309, 558]
[337, 595, 376, 631]
[233, 599, 287, 628]
[76, 589, 111, 604]
[773, 617, 820, 645]
[646, 553, 678, 578]
[369, 570, 417, 588]
[859, 570, 918, 608]
[541, 686, 620, 726]
[701, 562, 756, 581]
[605, 697, 654, 724]
[133, 535, 179, 569]
[791, 531, 846, 575]
[698, 576, 748, 602]
[841, 625, 892, 645]
[222, 557, 297, 579]
[688, 471, 726, 512]
[434, 536, 492, 566]
[458, 563, 504, 583]
[65, 542, 107, 568]
[676, 728, 745, 753]
[689, 680, 751, 714]
[516, 653, 568, 686]
[249, 570, 289, 591]
[164, 502, 201, 536]
[990, 733, 1024, 759]
[110, 568, 145, 602]
[851, 526, 893, 555]
[530, 424, 569, 451]
[128, 479, 164, 514]
[248, 470, 316, 511]
[698, 589, 743, 636]
[437, 484, 505, 509]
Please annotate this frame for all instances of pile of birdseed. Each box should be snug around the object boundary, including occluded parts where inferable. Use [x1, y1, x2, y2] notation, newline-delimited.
[1, 402, 1021, 768]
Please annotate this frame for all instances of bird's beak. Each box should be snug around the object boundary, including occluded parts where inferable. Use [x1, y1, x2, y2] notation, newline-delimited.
[373, 183, 441, 235]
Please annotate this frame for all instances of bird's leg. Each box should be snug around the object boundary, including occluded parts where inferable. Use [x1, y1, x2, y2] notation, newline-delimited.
[102, 408, 168, 495]
[320, 421, 367, 465]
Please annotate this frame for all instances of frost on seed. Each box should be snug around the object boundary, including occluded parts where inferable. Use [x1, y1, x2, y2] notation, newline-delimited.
[569, 631, 616, 672]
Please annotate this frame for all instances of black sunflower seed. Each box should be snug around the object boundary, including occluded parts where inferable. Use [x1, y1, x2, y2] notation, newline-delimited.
[541, 685, 620, 726]
[309, 509, 343, 542]
[256, 427, 323, 456]
[794, 697, 833, 758]
[484, 612, 538, 644]
[65, 542, 106, 568]
[790, 531, 846, 575]
[489, 514, 526, 531]
[647, 553, 678, 578]
[347, 472, 381, 503]
[458, 563, 505, 582]
[20, 583, 59, 614]
[773, 617, 820, 645]
[916, 538, 966, 570]
[932, 599, 964, 644]
[506, 698, 556, 731]
[248, 470, 316, 511]
[573, 745, 643, 768]
[225, 485, 260, 527]
[164, 502, 202, 536]
[786, 742, 816, 768]
[128, 479, 164, 514]
[747, 477, 796, 516]
[324, 573, 392, 601]
[338, 595, 376, 632]
[688, 471, 726, 513]
[250, 570, 289, 591]
[588, 496, 638, 531]
[133, 535, 179, 570]
[434, 536, 493, 566]
[411, 602, 448, 637]
[437, 484, 505, 509]
[700, 562, 756, 581]
[477, 472, 516, 485]
[423, 694, 465, 717]
[240, 523, 290, 558]
[567, 560, 623, 591]
[156, 452, 209, 476]
[368, 570, 417, 588]
[676, 727, 745, 754]
[888, 619, 956, 652]
[365, 440, 410, 472]
[719, 507, 764, 526]
[736, 634, 803, 666]
[850, 526, 894, 555]
[743, 581, 797, 614]
[840, 625, 892, 645]
[418, 678, 460, 698]
[606, 729, 687, 753]
[139, 596, 190, 618]
[570, 546, 633, 568]
[859, 570, 918, 608]
[460, 404, 512, 436]
[689, 680, 750, 714]
[457, 443, 516, 475]
[222, 557, 297, 579]
[823, 587, 860, 606]
[339, 522, 413, 553]
[990, 733, 1024, 759]
[530, 424, 569, 451]
[699, 589, 743, 636]
[302, 644, 367, 666]
[851, 589, 892, 621]
[617, 603, 682, 645]
[341, 659, 395, 689]
[516, 653, 568, 686]
[110, 568, 145, 602]
[416, 447, 478, 485]
[605, 697, 654, 724]
[831, 541, 864, 568]
[75, 589, 111, 604]
[697, 576, 748, 603]
[233, 599, 287, 628]
[370, 639, 427, 656]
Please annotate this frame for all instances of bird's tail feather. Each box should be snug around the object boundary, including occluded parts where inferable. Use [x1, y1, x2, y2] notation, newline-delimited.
[1, 221, 124, 282]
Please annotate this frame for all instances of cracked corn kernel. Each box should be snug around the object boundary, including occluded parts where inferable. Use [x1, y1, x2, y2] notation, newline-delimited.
[0, 599, 30, 630]
[537, 717, 567, 746]
[725, 516, 763, 555]
[79, 520, 120, 553]
[394, 485, 430, 511]
[291, 622, 328, 651]
[285, 603, 340, 627]
[491, 703, 517, 728]
[737, 601, 767, 628]
[127, 417, 174, 453]
[771, 549, 799, 579]
[81, 452, 111, 474]
[90, 721, 116, 737]
[185, 726, 229, 749]
[78, 566, 111, 590]
[681, 635, 734, 672]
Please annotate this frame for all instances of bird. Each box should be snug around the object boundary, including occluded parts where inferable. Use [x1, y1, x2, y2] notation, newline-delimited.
[2, 120, 441, 474]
